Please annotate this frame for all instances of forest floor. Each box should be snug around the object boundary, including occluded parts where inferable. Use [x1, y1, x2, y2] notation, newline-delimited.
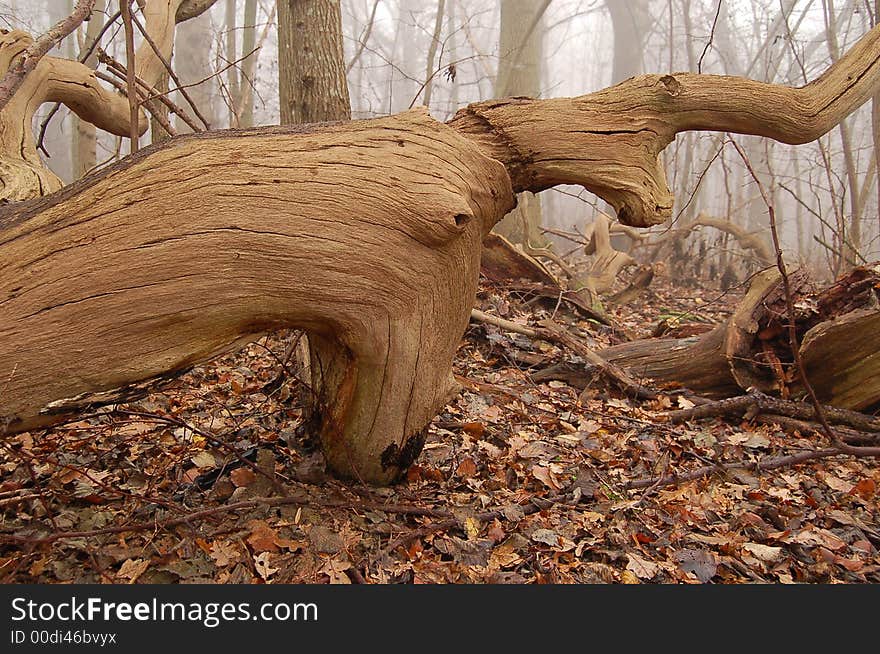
[1, 269, 878, 584]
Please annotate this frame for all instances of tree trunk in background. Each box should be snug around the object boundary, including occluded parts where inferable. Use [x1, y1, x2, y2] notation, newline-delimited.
[446, 0, 459, 116]
[41, 0, 76, 185]
[72, 0, 106, 178]
[493, 0, 546, 247]
[822, 0, 865, 263]
[606, 0, 649, 84]
[421, 0, 446, 109]
[390, 0, 422, 113]
[239, 0, 257, 127]
[225, 0, 239, 127]
[277, 0, 351, 124]
[174, 9, 216, 131]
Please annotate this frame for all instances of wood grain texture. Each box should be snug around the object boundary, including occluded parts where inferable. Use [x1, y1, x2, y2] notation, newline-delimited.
[0, 109, 514, 484]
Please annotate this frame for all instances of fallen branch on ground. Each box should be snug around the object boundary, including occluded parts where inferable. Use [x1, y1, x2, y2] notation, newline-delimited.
[470, 309, 657, 400]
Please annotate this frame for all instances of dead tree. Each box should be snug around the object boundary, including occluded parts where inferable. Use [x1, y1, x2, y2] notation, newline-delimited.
[542, 264, 879, 411]
[3, 23, 880, 483]
[0, 0, 216, 202]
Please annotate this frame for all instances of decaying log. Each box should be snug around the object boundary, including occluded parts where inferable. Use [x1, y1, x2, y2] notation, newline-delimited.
[0, 111, 514, 485]
[536, 264, 880, 411]
[469, 310, 656, 400]
[480, 232, 557, 286]
[608, 265, 654, 305]
[665, 390, 880, 433]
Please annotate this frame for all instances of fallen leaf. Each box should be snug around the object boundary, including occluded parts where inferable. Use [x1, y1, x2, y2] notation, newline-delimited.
[209, 540, 241, 567]
[230, 467, 256, 488]
[190, 451, 215, 469]
[743, 543, 782, 562]
[531, 529, 560, 547]
[253, 552, 277, 581]
[850, 478, 876, 500]
[487, 520, 505, 543]
[456, 457, 478, 478]
[620, 570, 640, 584]
[673, 549, 717, 583]
[531, 464, 562, 490]
[626, 552, 660, 580]
[464, 517, 481, 540]
[319, 558, 351, 584]
[461, 422, 485, 438]
[246, 520, 280, 553]
[117, 558, 150, 584]
[822, 474, 852, 493]
[677, 396, 695, 410]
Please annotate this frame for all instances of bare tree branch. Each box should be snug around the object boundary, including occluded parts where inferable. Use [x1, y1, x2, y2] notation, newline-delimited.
[0, 0, 96, 111]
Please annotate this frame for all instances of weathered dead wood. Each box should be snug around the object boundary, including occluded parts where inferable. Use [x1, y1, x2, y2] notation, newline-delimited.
[608, 265, 654, 305]
[479, 232, 612, 325]
[537, 265, 880, 411]
[3, 24, 880, 485]
[0, 0, 216, 201]
[469, 309, 655, 399]
[665, 391, 880, 433]
[480, 232, 557, 286]
[0, 111, 514, 485]
[690, 213, 774, 266]
[582, 212, 636, 297]
[0, 30, 138, 201]
[0, 0, 95, 111]
[450, 23, 880, 227]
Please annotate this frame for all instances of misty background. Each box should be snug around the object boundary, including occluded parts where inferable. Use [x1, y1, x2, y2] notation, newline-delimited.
[4, 0, 878, 281]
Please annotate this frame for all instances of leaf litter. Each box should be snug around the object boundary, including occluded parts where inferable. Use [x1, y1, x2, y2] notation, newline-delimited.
[0, 272, 878, 584]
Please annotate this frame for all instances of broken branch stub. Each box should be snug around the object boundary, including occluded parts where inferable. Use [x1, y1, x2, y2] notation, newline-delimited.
[0, 110, 514, 485]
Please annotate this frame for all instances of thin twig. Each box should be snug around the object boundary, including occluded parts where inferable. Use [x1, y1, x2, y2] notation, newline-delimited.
[129, 11, 211, 130]
[120, 0, 140, 152]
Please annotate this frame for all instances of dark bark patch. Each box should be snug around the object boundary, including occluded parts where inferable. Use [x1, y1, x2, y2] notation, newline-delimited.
[381, 429, 428, 475]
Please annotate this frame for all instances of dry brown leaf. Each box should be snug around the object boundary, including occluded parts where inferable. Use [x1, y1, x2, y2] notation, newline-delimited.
[253, 552, 277, 581]
[230, 467, 257, 488]
[209, 540, 241, 567]
[626, 552, 660, 580]
[456, 457, 477, 478]
[117, 558, 150, 584]
[246, 519, 280, 553]
[743, 543, 782, 562]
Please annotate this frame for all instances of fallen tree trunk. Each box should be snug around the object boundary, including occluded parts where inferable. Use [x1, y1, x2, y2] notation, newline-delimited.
[3, 22, 880, 484]
[0, 112, 514, 484]
[536, 264, 880, 411]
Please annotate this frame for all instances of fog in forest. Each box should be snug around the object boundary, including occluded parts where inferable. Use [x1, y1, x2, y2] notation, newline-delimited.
[7, 0, 879, 281]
